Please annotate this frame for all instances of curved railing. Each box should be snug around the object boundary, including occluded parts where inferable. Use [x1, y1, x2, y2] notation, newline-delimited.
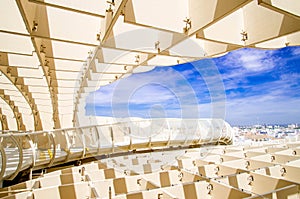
[0, 118, 233, 181]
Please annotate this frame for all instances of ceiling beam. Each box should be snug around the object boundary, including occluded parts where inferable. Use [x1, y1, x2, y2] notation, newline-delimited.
[0, 53, 41, 130]
[0, 29, 98, 48]
[28, 0, 105, 18]
[0, 90, 25, 130]
[101, 0, 129, 43]
[16, 0, 61, 129]
[258, 0, 300, 20]
[0, 108, 9, 131]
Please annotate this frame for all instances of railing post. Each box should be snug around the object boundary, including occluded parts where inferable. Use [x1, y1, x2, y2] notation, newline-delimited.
[148, 136, 152, 149]
[110, 126, 114, 153]
[94, 126, 101, 154]
[48, 132, 56, 167]
[63, 130, 72, 162]
[197, 120, 202, 144]
[78, 128, 86, 159]
[26, 135, 36, 169]
[129, 127, 133, 150]
[166, 120, 171, 147]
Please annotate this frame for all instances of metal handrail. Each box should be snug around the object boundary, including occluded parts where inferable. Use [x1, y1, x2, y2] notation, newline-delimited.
[0, 118, 229, 138]
[0, 119, 232, 181]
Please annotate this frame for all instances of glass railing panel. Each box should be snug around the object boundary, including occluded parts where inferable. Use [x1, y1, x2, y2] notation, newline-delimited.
[128, 120, 152, 145]
[183, 119, 201, 145]
[81, 126, 99, 154]
[167, 119, 186, 142]
[51, 130, 68, 162]
[210, 119, 225, 140]
[197, 120, 212, 142]
[97, 125, 113, 149]
[111, 123, 130, 149]
[65, 129, 84, 157]
[0, 118, 233, 181]
[168, 127, 182, 141]
[148, 119, 169, 143]
[28, 132, 54, 166]
[150, 128, 170, 144]
[17, 135, 33, 170]
[1, 136, 20, 179]
[166, 119, 199, 146]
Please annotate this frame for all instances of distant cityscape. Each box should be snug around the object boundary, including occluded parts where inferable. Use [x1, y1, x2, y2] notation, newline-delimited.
[233, 123, 300, 143]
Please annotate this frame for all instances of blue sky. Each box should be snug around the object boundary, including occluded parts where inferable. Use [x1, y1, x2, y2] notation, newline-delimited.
[86, 46, 300, 125]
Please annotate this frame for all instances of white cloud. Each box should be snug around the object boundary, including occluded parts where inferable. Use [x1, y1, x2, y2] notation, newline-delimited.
[222, 48, 278, 72]
[226, 95, 300, 125]
[291, 47, 300, 56]
[128, 85, 177, 104]
[223, 71, 300, 125]
[87, 67, 200, 107]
